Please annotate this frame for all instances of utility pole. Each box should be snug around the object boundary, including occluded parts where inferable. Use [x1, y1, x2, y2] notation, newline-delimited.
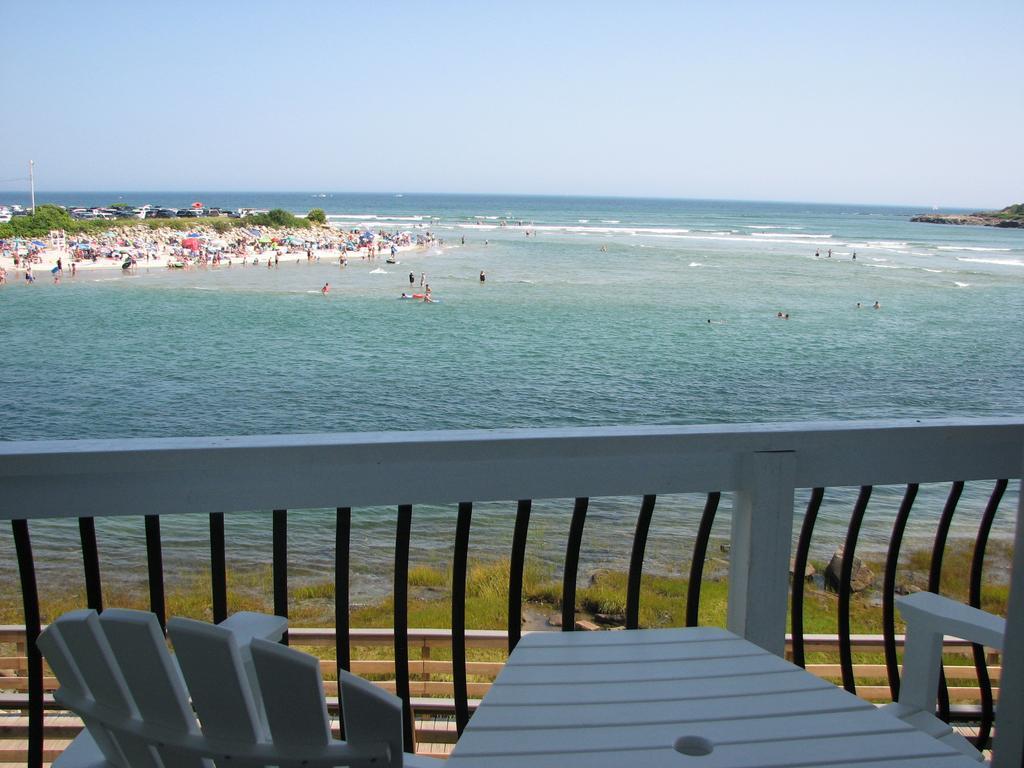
[29, 160, 36, 214]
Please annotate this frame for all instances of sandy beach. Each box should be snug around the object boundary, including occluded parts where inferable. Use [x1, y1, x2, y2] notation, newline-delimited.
[0, 222, 433, 281]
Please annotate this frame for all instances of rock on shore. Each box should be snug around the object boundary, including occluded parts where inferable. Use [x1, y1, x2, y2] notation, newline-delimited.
[911, 203, 1024, 228]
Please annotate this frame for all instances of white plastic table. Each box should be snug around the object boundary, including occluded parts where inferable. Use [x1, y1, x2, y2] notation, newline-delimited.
[448, 626, 981, 767]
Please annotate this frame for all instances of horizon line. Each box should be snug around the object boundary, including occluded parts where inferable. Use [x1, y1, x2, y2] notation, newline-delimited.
[0, 189, 994, 211]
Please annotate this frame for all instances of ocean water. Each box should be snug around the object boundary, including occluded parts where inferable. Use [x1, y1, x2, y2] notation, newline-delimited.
[2, 194, 1022, 600]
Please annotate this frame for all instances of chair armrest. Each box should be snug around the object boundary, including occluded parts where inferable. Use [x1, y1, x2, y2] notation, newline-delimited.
[897, 592, 1005, 650]
[895, 592, 1005, 721]
[217, 612, 288, 645]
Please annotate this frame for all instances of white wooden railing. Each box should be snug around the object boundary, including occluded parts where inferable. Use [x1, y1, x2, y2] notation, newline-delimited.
[2, 417, 1023, 766]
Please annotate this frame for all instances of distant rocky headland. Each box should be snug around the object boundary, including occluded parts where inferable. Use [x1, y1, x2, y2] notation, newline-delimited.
[911, 203, 1024, 228]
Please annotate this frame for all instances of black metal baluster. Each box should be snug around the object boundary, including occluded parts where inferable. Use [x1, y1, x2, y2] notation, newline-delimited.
[968, 479, 1006, 748]
[394, 504, 414, 753]
[209, 513, 227, 624]
[272, 509, 288, 644]
[561, 497, 589, 631]
[144, 515, 166, 631]
[335, 507, 351, 740]
[882, 483, 919, 699]
[507, 499, 532, 653]
[78, 517, 103, 613]
[838, 486, 872, 694]
[453, 502, 473, 734]
[791, 488, 825, 668]
[625, 495, 657, 630]
[12, 520, 43, 768]
[686, 492, 721, 627]
[928, 481, 964, 722]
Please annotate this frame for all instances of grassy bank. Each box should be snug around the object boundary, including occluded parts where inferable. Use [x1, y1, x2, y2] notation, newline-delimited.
[0, 205, 318, 239]
[0, 540, 1009, 638]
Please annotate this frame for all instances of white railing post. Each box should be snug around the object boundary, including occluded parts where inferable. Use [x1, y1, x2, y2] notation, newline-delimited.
[727, 450, 796, 656]
[992, 451, 1024, 768]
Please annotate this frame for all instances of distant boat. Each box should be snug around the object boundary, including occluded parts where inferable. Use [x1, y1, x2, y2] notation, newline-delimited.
[395, 194, 404, 197]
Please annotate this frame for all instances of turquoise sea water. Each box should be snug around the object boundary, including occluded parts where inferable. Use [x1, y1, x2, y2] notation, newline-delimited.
[2, 194, 1022, 599]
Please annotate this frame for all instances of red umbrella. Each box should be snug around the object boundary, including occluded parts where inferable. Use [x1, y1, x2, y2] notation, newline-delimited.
[181, 238, 201, 251]
[192, 201, 203, 209]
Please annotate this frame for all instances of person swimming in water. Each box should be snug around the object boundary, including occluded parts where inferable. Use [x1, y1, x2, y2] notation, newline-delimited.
[322, 283, 330, 295]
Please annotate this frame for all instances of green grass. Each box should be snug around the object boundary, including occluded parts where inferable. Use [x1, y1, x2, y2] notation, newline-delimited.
[0, 541, 1009, 682]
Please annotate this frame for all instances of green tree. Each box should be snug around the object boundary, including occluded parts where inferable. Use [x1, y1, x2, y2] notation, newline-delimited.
[307, 208, 327, 225]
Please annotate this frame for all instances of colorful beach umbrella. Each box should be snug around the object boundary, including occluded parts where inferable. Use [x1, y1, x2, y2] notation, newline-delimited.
[181, 238, 201, 251]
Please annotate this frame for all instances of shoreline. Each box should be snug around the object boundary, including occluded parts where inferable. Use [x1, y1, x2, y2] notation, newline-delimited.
[0, 222, 435, 279]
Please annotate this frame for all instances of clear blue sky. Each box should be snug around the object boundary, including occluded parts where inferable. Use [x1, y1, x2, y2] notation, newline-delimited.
[3, 1, 1022, 207]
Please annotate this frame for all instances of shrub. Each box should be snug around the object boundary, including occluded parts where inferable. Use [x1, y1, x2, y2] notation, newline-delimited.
[0, 204, 75, 238]
[307, 208, 327, 225]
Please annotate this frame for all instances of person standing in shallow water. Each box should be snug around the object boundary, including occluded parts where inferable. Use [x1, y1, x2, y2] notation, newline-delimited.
[409, 271, 414, 286]
[479, 270, 486, 283]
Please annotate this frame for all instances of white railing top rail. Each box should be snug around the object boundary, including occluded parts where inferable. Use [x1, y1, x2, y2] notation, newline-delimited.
[1, 417, 1023, 520]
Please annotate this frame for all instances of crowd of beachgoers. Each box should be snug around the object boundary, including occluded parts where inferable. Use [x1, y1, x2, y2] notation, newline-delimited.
[0, 223, 438, 285]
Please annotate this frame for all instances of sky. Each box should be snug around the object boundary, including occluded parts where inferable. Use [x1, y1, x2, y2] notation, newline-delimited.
[2, 1, 1022, 207]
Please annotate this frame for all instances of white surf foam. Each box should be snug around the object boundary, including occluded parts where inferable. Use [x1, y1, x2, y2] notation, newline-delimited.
[938, 246, 1013, 252]
[751, 232, 833, 239]
[369, 268, 388, 274]
[955, 281, 971, 287]
[601, 219, 620, 224]
[688, 262, 705, 267]
[956, 257, 1024, 267]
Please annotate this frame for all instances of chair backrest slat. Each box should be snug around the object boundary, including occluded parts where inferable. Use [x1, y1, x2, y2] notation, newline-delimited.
[50, 610, 163, 768]
[167, 616, 263, 745]
[250, 637, 331, 749]
[37, 618, 127, 766]
[100, 609, 210, 768]
[340, 669, 405, 768]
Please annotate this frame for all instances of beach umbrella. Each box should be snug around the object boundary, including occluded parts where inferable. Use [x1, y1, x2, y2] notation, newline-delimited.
[31, 239, 46, 247]
[181, 238, 201, 251]
[187, 232, 202, 238]
[192, 202, 203, 209]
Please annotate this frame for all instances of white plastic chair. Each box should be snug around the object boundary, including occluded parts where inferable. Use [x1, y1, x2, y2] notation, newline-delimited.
[883, 591, 1006, 762]
[38, 608, 436, 768]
